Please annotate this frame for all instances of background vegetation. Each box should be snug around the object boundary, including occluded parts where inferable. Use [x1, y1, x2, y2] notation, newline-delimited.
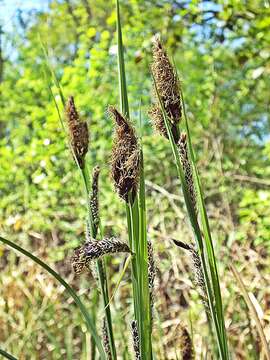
[0, 0, 270, 358]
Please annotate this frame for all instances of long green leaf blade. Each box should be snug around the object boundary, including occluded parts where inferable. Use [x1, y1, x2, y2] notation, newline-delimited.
[116, 1, 152, 358]
[179, 86, 229, 358]
[231, 263, 270, 360]
[116, 0, 129, 118]
[0, 349, 18, 360]
[42, 47, 117, 359]
[151, 73, 227, 359]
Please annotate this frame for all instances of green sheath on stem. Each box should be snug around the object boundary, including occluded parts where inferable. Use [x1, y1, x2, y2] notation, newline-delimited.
[116, 1, 152, 358]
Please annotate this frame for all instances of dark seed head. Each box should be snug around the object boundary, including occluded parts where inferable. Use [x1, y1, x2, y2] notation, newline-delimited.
[65, 96, 89, 168]
[147, 240, 156, 325]
[190, 247, 208, 309]
[148, 105, 168, 139]
[90, 165, 100, 232]
[131, 320, 141, 360]
[102, 318, 112, 360]
[178, 132, 197, 215]
[150, 36, 181, 142]
[71, 238, 131, 274]
[109, 106, 140, 203]
[173, 239, 208, 310]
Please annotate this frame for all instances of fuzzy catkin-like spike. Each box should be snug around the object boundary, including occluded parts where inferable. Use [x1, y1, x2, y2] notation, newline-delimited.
[90, 165, 100, 230]
[180, 326, 194, 360]
[147, 240, 156, 323]
[178, 132, 197, 215]
[173, 239, 208, 309]
[72, 238, 131, 274]
[109, 106, 140, 203]
[65, 96, 89, 168]
[150, 35, 181, 142]
[148, 105, 168, 139]
[102, 318, 112, 360]
[131, 320, 141, 360]
[190, 247, 208, 308]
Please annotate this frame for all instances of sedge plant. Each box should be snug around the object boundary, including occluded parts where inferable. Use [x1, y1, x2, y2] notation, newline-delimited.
[106, 1, 153, 358]
[1, 3, 234, 359]
[40, 43, 118, 358]
[149, 36, 230, 359]
[64, 95, 117, 359]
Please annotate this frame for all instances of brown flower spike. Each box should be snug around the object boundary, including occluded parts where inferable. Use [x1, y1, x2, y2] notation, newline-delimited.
[147, 240, 156, 324]
[148, 105, 168, 139]
[72, 238, 131, 274]
[90, 165, 100, 231]
[150, 36, 181, 142]
[173, 239, 208, 309]
[178, 132, 197, 215]
[109, 106, 140, 203]
[65, 96, 89, 168]
[131, 320, 141, 360]
[102, 318, 112, 360]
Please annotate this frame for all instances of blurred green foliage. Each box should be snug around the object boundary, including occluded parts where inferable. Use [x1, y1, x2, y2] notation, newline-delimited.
[1, 0, 269, 250]
[0, 0, 270, 357]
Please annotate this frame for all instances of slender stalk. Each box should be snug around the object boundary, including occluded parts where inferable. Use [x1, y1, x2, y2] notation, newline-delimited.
[138, 149, 152, 357]
[43, 51, 117, 358]
[0, 236, 106, 359]
[0, 349, 17, 360]
[116, 0, 129, 118]
[116, 1, 152, 358]
[91, 290, 99, 360]
[82, 167, 117, 360]
[180, 86, 229, 358]
[152, 74, 228, 359]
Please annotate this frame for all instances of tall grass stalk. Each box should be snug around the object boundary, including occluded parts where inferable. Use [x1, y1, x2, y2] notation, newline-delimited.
[82, 167, 117, 360]
[116, 0, 152, 358]
[151, 60, 229, 358]
[180, 85, 229, 359]
[0, 348, 17, 360]
[41, 46, 116, 358]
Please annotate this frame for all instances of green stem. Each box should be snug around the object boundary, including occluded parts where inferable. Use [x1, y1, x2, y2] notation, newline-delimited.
[116, 1, 152, 357]
[116, 0, 129, 118]
[152, 74, 228, 359]
[42, 45, 115, 359]
[180, 87, 229, 359]
[81, 167, 117, 360]
[0, 349, 17, 360]
[138, 150, 152, 358]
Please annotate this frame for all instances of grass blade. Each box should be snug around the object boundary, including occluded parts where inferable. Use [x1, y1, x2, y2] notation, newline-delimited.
[151, 72, 228, 358]
[179, 85, 229, 358]
[0, 349, 18, 360]
[42, 46, 117, 359]
[82, 167, 117, 360]
[0, 236, 106, 359]
[138, 148, 152, 351]
[116, 1, 152, 357]
[116, 0, 129, 117]
[230, 263, 270, 360]
[105, 254, 132, 309]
